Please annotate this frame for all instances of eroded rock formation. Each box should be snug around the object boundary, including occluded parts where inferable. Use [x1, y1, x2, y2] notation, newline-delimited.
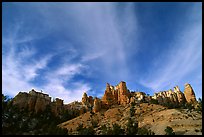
[184, 83, 197, 103]
[174, 86, 186, 104]
[51, 98, 64, 115]
[101, 83, 118, 107]
[101, 81, 130, 107]
[92, 97, 101, 113]
[151, 84, 197, 107]
[152, 88, 181, 106]
[13, 89, 51, 113]
[12, 89, 66, 115]
[82, 92, 89, 106]
[11, 82, 198, 117]
[116, 81, 130, 105]
[81, 92, 94, 112]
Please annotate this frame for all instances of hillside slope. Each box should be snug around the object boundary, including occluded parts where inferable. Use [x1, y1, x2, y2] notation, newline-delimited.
[58, 103, 202, 135]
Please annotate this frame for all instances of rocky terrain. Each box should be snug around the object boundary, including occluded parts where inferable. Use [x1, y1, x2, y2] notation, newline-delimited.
[59, 103, 202, 135]
[8, 81, 202, 135]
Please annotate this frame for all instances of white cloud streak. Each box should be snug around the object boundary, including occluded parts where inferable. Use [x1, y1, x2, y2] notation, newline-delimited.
[2, 32, 52, 96]
[42, 63, 91, 103]
[2, 22, 91, 103]
[139, 6, 202, 98]
[4, 3, 201, 103]
[30, 2, 138, 81]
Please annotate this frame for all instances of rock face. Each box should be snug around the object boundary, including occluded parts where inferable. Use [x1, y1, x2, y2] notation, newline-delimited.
[101, 83, 118, 107]
[13, 92, 30, 109]
[56, 98, 64, 106]
[92, 97, 101, 113]
[13, 89, 51, 113]
[88, 96, 94, 106]
[101, 81, 130, 107]
[12, 82, 197, 119]
[81, 92, 94, 112]
[184, 83, 197, 103]
[51, 98, 64, 116]
[12, 89, 66, 115]
[152, 87, 182, 106]
[174, 86, 186, 104]
[130, 92, 146, 103]
[151, 84, 197, 107]
[116, 81, 130, 105]
[82, 92, 89, 106]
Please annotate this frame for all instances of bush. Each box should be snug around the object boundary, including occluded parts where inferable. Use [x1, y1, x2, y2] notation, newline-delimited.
[130, 102, 136, 117]
[195, 129, 199, 132]
[76, 124, 95, 135]
[101, 125, 112, 135]
[165, 126, 175, 135]
[91, 120, 98, 128]
[150, 99, 159, 105]
[2, 94, 69, 135]
[137, 127, 155, 135]
[195, 98, 202, 112]
[126, 118, 138, 135]
[112, 123, 125, 135]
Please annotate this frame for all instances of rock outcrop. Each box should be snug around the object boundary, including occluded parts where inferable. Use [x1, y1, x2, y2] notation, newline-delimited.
[11, 82, 198, 119]
[13, 89, 51, 113]
[51, 98, 64, 116]
[82, 92, 89, 106]
[184, 83, 197, 103]
[174, 86, 186, 104]
[101, 83, 118, 107]
[13, 92, 30, 109]
[101, 81, 130, 107]
[88, 96, 94, 106]
[130, 92, 146, 103]
[92, 97, 101, 113]
[12, 89, 67, 115]
[152, 88, 181, 106]
[81, 92, 94, 112]
[151, 84, 197, 107]
[116, 81, 130, 105]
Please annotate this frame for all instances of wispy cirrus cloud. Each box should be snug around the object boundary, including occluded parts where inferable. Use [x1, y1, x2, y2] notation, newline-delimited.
[3, 2, 202, 103]
[29, 2, 139, 82]
[2, 22, 91, 103]
[139, 5, 202, 98]
[2, 23, 53, 96]
[42, 63, 91, 103]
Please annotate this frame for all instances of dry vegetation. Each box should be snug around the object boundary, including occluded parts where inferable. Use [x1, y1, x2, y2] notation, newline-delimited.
[58, 103, 202, 135]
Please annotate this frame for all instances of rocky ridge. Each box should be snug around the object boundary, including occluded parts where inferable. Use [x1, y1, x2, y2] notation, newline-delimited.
[12, 81, 198, 115]
[57, 81, 200, 135]
[11, 81, 200, 135]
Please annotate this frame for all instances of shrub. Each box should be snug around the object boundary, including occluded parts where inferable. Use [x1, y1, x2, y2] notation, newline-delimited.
[91, 120, 98, 128]
[101, 125, 112, 135]
[112, 123, 125, 135]
[126, 118, 138, 135]
[150, 99, 159, 105]
[76, 124, 95, 135]
[137, 127, 155, 135]
[195, 129, 199, 132]
[164, 126, 175, 135]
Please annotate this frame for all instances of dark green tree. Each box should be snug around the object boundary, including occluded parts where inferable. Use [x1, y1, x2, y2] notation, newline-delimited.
[137, 127, 155, 135]
[165, 126, 175, 135]
[150, 99, 159, 104]
[76, 124, 95, 135]
[196, 98, 202, 112]
[126, 118, 138, 135]
[101, 125, 112, 135]
[112, 123, 125, 135]
[130, 102, 136, 117]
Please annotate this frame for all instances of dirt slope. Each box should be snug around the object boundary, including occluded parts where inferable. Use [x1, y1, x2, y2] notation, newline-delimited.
[58, 103, 202, 135]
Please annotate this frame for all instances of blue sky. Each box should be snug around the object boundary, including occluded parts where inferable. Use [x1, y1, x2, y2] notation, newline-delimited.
[2, 2, 202, 103]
